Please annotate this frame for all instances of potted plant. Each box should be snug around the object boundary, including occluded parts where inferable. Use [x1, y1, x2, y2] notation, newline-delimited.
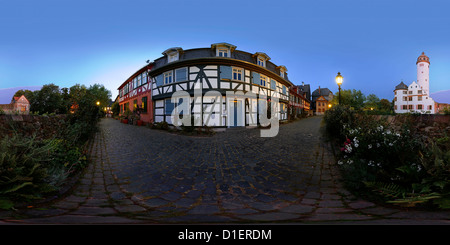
[122, 109, 131, 124]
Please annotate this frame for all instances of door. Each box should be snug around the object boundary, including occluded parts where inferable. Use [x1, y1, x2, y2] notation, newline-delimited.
[229, 99, 243, 127]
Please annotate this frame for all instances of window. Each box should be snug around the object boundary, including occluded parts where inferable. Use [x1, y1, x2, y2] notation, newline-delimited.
[258, 57, 265, 67]
[418, 104, 423, 110]
[137, 75, 141, 87]
[394, 97, 397, 101]
[403, 96, 407, 101]
[260, 75, 267, 87]
[168, 53, 178, 63]
[218, 48, 229, 57]
[282, 85, 286, 95]
[232, 68, 243, 81]
[428, 105, 432, 110]
[402, 105, 407, 110]
[164, 71, 173, 84]
[143, 72, 148, 84]
[408, 97, 413, 101]
[142, 97, 148, 113]
[133, 99, 137, 109]
[418, 90, 422, 94]
[408, 105, 413, 110]
[175, 68, 187, 82]
[403, 91, 407, 94]
[418, 96, 422, 101]
[409, 91, 412, 94]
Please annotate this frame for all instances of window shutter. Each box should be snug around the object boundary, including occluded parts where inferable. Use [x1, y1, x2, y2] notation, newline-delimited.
[155, 74, 164, 87]
[271, 79, 277, 90]
[176, 68, 187, 82]
[165, 99, 174, 115]
[220, 66, 232, 80]
[252, 72, 260, 84]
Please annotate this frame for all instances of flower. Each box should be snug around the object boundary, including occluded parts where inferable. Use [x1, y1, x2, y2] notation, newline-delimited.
[368, 144, 372, 149]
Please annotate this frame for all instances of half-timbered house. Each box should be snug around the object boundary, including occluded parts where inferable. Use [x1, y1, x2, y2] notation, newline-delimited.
[118, 63, 153, 123]
[149, 43, 293, 128]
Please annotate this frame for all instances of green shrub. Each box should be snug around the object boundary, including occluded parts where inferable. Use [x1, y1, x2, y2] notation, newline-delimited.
[330, 112, 450, 209]
[0, 134, 57, 209]
[323, 105, 356, 142]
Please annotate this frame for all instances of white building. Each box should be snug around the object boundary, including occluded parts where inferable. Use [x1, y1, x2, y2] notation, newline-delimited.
[394, 52, 435, 114]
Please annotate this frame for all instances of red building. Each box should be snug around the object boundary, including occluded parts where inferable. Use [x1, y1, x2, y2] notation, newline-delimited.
[118, 63, 153, 124]
[289, 85, 311, 118]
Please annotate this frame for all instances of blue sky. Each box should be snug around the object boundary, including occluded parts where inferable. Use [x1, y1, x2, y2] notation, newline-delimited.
[1, 0, 449, 103]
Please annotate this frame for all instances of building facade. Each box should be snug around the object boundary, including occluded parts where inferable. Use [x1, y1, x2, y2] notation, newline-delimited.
[289, 85, 311, 118]
[118, 63, 153, 123]
[312, 87, 333, 115]
[0, 95, 30, 114]
[148, 43, 292, 128]
[394, 52, 435, 114]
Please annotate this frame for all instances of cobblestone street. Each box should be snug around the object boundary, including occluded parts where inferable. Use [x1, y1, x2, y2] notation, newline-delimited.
[1, 116, 449, 224]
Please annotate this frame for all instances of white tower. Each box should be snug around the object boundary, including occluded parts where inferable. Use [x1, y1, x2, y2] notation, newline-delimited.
[416, 52, 430, 95]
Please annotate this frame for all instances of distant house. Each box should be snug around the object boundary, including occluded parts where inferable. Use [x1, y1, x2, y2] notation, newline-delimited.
[312, 86, 333, 115]
[289, 85, 311, 117]
[0, 95, 30, 114]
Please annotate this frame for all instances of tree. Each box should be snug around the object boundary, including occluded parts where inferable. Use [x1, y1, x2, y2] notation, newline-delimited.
[364, 94, 380, 110]
[331, 89, 366, 110]
[378, 99, 393, 113]
[111, 101, 120, 116]
[32, 83, 65, 114]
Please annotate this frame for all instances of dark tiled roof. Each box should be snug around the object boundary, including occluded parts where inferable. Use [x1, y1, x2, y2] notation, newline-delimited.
[312, 87, 332, 96]
[152, 47, 291, 83]
[395, 81, 408, 90]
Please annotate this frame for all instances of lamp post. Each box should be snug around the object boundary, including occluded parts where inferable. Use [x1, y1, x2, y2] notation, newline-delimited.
[335, 72, 343, 105]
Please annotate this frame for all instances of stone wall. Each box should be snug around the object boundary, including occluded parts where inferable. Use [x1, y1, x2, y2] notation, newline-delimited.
[0, 114, 69, 139]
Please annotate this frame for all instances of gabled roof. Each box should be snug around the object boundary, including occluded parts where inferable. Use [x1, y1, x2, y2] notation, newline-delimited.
[312, 87, 332, 96]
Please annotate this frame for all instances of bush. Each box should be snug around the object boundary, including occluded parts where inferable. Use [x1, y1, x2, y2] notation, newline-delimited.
[323, 105, 356, 142]
[0, 134, 57, 209]
[328, 111, 450, 209]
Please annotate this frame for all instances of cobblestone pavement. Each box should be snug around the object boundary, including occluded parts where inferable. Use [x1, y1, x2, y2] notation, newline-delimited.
[1, 117, 449, 224]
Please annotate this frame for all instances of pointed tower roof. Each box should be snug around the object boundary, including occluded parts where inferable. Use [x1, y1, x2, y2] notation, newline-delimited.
[416, 52, 430, 64]
[394, 81, 408, 90]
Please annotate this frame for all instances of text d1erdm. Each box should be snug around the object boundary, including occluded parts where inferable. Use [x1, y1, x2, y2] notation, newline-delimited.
[178, 229, 272, 242]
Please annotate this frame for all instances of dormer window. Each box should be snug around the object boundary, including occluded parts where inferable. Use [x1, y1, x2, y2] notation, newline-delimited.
[218, 48, 229, 57]
[258, 57, 265, 67]
[168, 53, 178, 62]
[211, 43, 236, 58]
[162, 47, 183, 63]
[253, 52, 270, 68]
[277, 65, 287, 79]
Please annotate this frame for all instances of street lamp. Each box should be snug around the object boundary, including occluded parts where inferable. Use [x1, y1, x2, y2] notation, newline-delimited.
[335, 72, 343, 105]
[96, 101, 100, 106]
